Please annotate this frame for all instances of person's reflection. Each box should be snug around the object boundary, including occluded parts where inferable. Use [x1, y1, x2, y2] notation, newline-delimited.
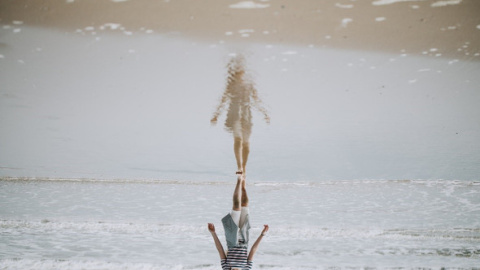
[211, 55, 270, 175]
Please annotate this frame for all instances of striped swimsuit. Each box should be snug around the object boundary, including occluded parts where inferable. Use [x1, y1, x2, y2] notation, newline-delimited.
[221, 245, 253, 270]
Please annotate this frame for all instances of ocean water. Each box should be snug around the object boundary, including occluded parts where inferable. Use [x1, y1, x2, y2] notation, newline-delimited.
[1, 23, 480, 269]
[1, 178, 479, 269]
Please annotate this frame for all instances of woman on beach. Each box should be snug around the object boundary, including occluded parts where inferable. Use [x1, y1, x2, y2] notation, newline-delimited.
[208, 174, 269, 270]
[211, 55, 270, 175]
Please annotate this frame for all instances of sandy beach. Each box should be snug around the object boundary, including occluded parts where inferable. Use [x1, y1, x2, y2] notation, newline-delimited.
[1, 0, 479, 59]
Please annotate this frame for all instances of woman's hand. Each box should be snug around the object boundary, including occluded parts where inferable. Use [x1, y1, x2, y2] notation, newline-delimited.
[208, 223, 216, 233]
[261, 224, 269, 235]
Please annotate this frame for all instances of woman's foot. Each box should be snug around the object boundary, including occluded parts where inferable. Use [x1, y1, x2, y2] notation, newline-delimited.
[236, 173, 245, 183]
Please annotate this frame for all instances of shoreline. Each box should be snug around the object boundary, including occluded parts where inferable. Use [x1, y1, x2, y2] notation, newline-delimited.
[1, 0, 479, 60]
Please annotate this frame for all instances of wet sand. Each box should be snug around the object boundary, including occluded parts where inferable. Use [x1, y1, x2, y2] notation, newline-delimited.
[1, 0, 479, 59]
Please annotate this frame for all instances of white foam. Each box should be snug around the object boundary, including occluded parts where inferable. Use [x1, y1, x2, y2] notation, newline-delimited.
[229, 1, 270, 9]
[238, 29, 254, 33]
[477, 25, 480, 30]
[335, 3, 354, 8]
[372, 0, 424, 6]
[100, 23, 122, 30]
[341, 18, 353, 27]
[375, 17, 386, 22]
[0, 220, 205, 235]
[0, 259, 193, 270]
[238, 29, 254, 37]
[2, 177, 477, 188]
[431, 0, 462, 7]
[17, 218, 462, 242]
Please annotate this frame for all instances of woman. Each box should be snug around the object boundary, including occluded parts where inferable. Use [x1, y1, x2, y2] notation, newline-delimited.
[208, 174, 269, 270]
[211, 55, 270, 175]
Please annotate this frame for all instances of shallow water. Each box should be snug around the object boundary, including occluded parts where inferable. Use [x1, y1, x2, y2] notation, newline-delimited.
[1, 178, 479, 269]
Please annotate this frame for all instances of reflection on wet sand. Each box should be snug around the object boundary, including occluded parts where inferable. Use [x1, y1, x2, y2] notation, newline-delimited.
[211, 55, 270, 174]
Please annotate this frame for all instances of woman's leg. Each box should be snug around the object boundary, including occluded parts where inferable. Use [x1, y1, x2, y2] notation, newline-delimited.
[232, 175, 243, 211]
[239, 180, 249, 229]
[241, 179, 249, 207]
